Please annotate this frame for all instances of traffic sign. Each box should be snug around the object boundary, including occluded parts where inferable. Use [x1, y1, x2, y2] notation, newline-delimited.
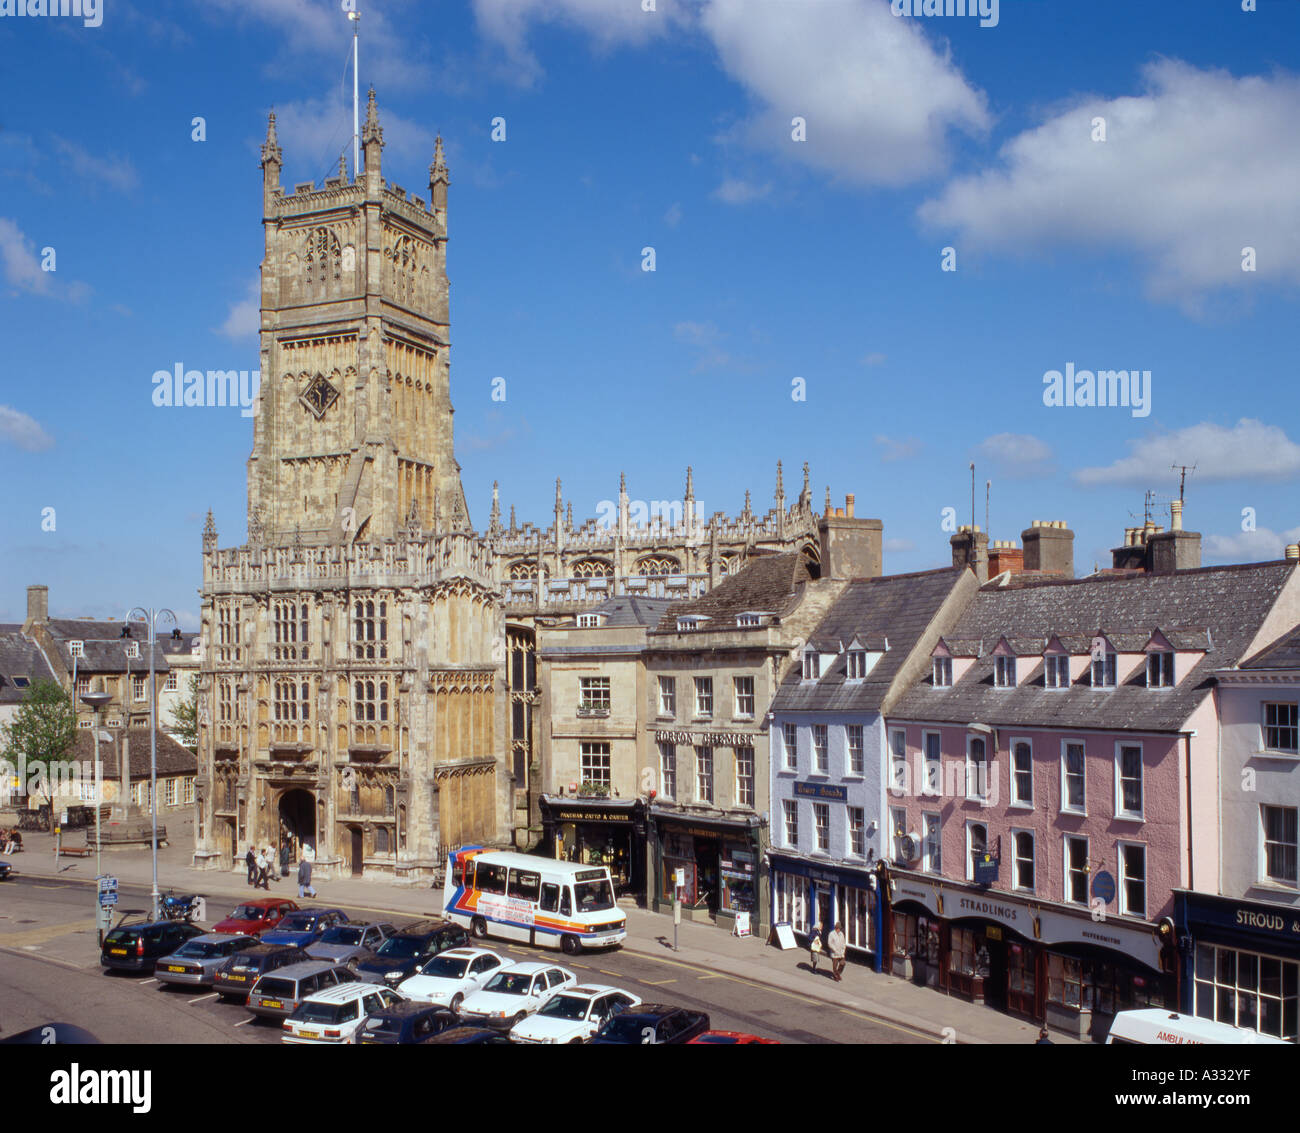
[99, 891, 118, 907]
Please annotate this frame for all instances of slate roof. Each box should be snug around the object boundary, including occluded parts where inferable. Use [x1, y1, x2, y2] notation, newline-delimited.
[1239, 623, 1300, 670]
[44, 619, 170, 673]
[653, 552, 812, 634]
[772, 567, 968, 714]
[0, 631, 58, 705]
[70, 728, 197, 778]
[156, 631, 201, 657]
[585, 596, 674, 628]
[891, 561, 1296, 732]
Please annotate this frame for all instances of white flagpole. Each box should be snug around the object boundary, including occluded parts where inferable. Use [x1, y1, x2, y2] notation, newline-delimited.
[350, 9, 361, 178]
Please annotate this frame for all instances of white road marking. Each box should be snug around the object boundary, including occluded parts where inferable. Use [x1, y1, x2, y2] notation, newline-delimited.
[193, 993, 218, 1003]
[233, 1018, 252, 1027]
[140, 978, 158, 985]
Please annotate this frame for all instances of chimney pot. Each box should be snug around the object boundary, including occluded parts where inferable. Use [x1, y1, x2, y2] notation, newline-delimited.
[1170, 500, 1184, 531]
[1286, 544, 1300, 562]
[845, 494, 855, 518]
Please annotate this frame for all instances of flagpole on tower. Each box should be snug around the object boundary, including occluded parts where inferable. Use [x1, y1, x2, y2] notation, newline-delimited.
[349, 6, 361, 179]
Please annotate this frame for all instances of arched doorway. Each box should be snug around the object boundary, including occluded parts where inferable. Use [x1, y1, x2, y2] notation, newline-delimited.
[278, 788, 316, 860]
[347, 824, 364, 877]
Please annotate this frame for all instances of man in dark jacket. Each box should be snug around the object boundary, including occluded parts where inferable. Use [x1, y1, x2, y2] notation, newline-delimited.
[297, 856, 316, 899]
[245, 845, 256, 886]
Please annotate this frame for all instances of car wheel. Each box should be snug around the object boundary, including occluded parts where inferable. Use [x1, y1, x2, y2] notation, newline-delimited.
[450, 993, 464, 1013]
[471, 917, 487, 939]
[560, 934, 580, 956]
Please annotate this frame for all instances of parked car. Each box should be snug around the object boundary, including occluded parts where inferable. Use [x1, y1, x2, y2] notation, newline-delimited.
[281, 982, 405, 1044]
[396, 947, 506, 1011]
[421, 1025, 512, 1045]
[260, 908, 349, 949]
[212, 898, 299, 936]
[213, 942, 312, 1001]
[155, 933, 259, 989]
[246, 960, 356, 1021]
[101, 917, 205, 974]
[353, 918, 468, 987]
[356, 1001, 460, 1044]
[589, 1005, 710, 1044]
[305, 922, 397, 968]
[457, 962, 576, 1029]
[688, 1030, 780, 1044]
[510, 985, 641, 1044]
[0, 861, 14, 881]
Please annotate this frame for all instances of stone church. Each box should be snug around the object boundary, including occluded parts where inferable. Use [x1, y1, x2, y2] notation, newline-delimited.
[193, 91, 827, 881]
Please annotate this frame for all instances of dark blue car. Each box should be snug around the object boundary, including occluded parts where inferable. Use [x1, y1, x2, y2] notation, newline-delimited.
[422, 1025, 512, 1045]
[356, 1001, 460, 1044]
[260, 909, 349, 949]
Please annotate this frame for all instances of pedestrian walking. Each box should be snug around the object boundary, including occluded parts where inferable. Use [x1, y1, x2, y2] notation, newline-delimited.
[255, 847, 270, 890]
[297, 856, 316, 900]
[808, 922, 822, 974]
[244, 845, 256, 886]
[1035, 1028, 1054, 1045]
[828, 922, 847, 982]
[279, 842, 291, 878]
[264, 846, 278, 883]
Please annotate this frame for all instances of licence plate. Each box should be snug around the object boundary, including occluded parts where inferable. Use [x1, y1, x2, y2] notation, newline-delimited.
[166, 966, 186, 973]
[262, 1000, 284, 1009]
[110, 949, 127, 955]
[227, 974, 247, 982]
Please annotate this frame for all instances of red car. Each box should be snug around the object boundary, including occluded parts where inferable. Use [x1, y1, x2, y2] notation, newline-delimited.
[212, 898, 299, 936]
[687, 1030, 780, 1044]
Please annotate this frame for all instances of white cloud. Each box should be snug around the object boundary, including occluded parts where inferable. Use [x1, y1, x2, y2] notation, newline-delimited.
[673, 320, 734, 371]
[712, 178, 770, 205]
[271, 92, 435, 178]
[0, 217, 50, 295]
[664, 202, 683, 228]
[974, 432, 1054, 478]
[1203, 526, 1300, 565]
[861, 352, 887, 367]
[218, 276, 261, 341]
[920, 60, 1300, 306]
[1076, 419, 1300, 487]
[875, 434, 921, 463]
[701, 0, 990, 187]
[884, 537, 916, 553]
[52, 136, 139, 193]
[0, 405, 54, 452]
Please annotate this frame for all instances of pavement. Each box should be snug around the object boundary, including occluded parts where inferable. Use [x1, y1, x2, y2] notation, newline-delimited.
[0, 813, 1082, 1044]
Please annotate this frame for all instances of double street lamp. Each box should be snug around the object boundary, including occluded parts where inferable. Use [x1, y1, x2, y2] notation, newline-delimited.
[127, 606, 176, 923]
[79, 688, 112, 943]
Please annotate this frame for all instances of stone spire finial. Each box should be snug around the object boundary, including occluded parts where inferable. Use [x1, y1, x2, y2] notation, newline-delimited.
[338, 152, 348, 181]
[685, 466, 694, 502]
[488, 480, 502, 537]
[775, 461, 785, 500]
[429, 134, 449, 211]
[620, 471, 627, 496]
[825, 485, 832, 515]
[566, 501, 573, 530]
[202, 509, 218, 552]
[261, 111, 282, 167]
[509, 505, 517, 534]
[555, 478, 563, 507]
[742, 489, 753, 521]
[362, 87, 384, 172]
[803, 462, 811, 496]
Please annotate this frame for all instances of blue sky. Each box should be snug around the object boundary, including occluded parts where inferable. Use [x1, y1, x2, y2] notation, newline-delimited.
[2, 0, 1298, 627]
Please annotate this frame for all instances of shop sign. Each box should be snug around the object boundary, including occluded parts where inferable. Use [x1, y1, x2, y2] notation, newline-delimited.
[1091, 870, 1116, 904]
[655, 729, 755, 747]
[772, 855, 868, 887]
[1181, 894, 1300, 942]
[1034, 907, 1162, 971]
[950, 892, 1026, 932]
[553, 808, 632, 823]
[793, 782, 849, 802]
[892, 878, 940, 916]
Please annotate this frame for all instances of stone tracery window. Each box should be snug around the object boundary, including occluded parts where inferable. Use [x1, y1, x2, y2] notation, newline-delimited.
[571, 559, 613, 578]
[636, 556, 680, 576]
[353, 598, 388, 660]
[508, 561, 539, 580]
[304, 226, 343, 287]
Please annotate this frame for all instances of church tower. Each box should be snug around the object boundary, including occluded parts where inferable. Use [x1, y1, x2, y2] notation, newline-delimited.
[247, 91, 469, 543]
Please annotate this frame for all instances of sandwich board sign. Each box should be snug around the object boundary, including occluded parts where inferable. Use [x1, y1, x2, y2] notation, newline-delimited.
[772, 921, 797, 950]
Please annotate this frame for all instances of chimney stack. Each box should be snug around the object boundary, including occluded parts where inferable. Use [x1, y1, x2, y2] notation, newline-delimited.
[845, 493, 855, 519]
[951, 525, 989, 584]
[817, 492, 882, 579]
[1021, 520, 1074, 577]
[1146, 503, 1201, 574]
[24, 584, 49, 629]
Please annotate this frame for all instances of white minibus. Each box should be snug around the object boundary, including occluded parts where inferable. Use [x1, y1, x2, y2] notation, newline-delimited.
[1106, 1009, 1291, 1045]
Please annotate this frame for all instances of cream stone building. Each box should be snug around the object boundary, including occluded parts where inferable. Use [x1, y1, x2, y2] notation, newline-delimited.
[193, 91, 833, 882]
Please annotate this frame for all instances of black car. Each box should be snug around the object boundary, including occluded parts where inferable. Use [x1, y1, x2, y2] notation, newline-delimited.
[213, 942, 312, 1001]
[589, 1004, 711, 1045]
[422, 1025, 513, 1045]
[354, 918, 468, 988]
[0, 861, 13, 881]
[356, 1001, 460, 1044]
[101, 915, 205, 973]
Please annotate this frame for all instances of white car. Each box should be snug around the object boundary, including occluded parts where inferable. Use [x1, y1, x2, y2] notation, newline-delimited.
[457, 961, 575, 1029]
[509, 984, 641, 1044]
[396, 947, 507, 1011]
[281, 981, 406, 1044]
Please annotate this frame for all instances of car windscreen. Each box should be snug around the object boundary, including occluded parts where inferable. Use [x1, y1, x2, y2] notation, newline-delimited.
[254, 978, 294, 997]
[275, 914, 315, 932]
[597, 1016, 651, 1042]
[104, 929, 140, 945]
[574, 879, 615, 912]
[482, 972, 533, 995]
[417, 955, 470, 979]
[174, 941, 224, 959]
[292, 1001, 358, 1025]
[376, 936, 421, 959]
[228, 906, 265, 921]
[230, 952, 269, 969]
[320, 927, 363, 946]
[537, 995, 589, 1021]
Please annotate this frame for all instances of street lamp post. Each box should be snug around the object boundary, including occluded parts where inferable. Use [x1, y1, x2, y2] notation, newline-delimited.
[80, 689, 112, 944]
[127, 606, 176, 923]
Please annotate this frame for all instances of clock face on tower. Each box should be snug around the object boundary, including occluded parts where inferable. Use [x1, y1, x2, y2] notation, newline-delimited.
[300, 373, 340, 419]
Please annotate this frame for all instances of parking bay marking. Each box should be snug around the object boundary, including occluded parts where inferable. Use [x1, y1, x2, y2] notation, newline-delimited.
[193, 993, 218, 1003]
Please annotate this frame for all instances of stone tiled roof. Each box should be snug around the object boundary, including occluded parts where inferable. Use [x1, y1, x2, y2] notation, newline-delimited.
[45, 619, 170, 673]
[653, 552, 812, 633]
[0, 632, 58, 705]
[69, 729, 197, 778]
[156, 631, 201, 657]
[586, 596, 675, 627]
[891, 561, 1296, 732]
[772, 567, 968, 714]
[1239, 623, 1300, 670]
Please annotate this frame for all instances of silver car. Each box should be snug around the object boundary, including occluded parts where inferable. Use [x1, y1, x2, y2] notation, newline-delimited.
[156, 933, 259, 989]
[305, 922, 397, 968]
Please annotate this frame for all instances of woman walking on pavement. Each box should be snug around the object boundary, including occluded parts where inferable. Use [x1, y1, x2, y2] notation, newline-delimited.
[828, 922, 847, 981]
[808, 921, 822, 974]
[255, 846, 270, 890]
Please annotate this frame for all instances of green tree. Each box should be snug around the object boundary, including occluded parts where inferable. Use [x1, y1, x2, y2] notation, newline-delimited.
[0, 678, 78, 800]
[168, 673, 199, 753]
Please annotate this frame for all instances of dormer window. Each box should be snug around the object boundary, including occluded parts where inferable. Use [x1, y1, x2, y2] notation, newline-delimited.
[803, 651, 821, 680]
[1147, 651, 1174, 688]
[1091, 648, 1117, 688]
[847, 650, 867, 680]
[577, 613, 605, 628]
[994, 655, 1017, 688]
[677, 616, 710, 633]
[736, 612, 765, 628]
[125, 641, 140, 659]
[933, 657, 953, 687]
[69, 640, 84, 659]
[1045, 655, 1070, 689]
